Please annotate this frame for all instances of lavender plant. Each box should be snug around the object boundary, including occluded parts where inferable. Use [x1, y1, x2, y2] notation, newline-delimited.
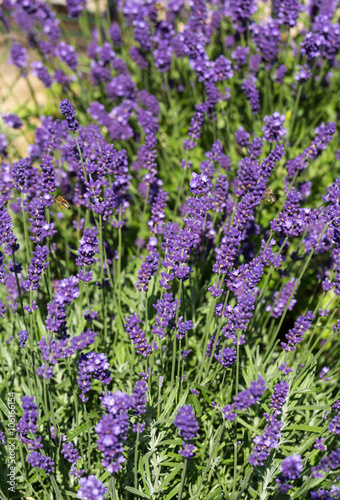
[0, 0, 340, 498]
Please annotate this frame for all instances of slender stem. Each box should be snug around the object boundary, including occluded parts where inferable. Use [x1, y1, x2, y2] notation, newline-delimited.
[178, 459, 188, 500]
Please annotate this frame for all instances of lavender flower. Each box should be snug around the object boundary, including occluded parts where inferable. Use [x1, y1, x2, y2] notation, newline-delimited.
[250, 18, 281, 63]
[174, 405, 199, 459]
[2, 113, 22, 129]
[17, 396, 42, 450]
[314, 438, 326, 450]
[18, 330, 28, 348]
[66, 0, 86, 18]
[60, 99, 79, 132]
[281, 311, 315, 352]
[215, 347, 237, 369]
[249, 415, 282, 466]
[62, 441, 81, 463]
[76, 227, 98, 282]
[136, 251, 160, 291]
[124, 314, 153, 357]
[31, 62, 52, 88]
[77, 351, 112, 402]
[184, 103, 206, 150]
[276, 454, 303, 492]
[9, 42, 28, 71]
[24, 245, 49, 291]
[56, 42, 78, 70]
[77, 476, 107, 500]
[269, 278, 298, 318]
[241, 77, 260, 115]
[152, 293, 178, 339]
[270, 380, 289, 415]
[27, 452, 54, 474]
[96, 412, 129, 473]
[262, 112, 287, 143]
[277, 0, 302, 27]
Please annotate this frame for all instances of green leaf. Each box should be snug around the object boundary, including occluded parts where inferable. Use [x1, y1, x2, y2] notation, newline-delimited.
[164, 483, 181, 500]
[284, 425, 323, 433]
[67, 423, 87, 441]
[158, 465, 182, 490]
[125, 487, 150, 498]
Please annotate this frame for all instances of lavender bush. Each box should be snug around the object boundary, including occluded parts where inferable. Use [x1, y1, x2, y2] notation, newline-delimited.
[0, 0, 340, 498]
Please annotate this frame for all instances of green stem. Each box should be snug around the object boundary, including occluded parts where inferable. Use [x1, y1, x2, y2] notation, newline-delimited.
[178, 459, 188, 500]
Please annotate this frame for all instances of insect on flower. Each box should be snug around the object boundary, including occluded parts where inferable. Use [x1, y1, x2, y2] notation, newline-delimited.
[54, 195, 70, 210]
[265, 187, 276, 204]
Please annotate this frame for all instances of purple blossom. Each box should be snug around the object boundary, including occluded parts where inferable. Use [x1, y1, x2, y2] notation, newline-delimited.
[276, 64, 287, 83]
[276, 454, 303, 492]
[232, 46, 249, 68]
[2, 113, 22, 129]
[0, 134, 7, 156]
[110, 22, 123, 48]
[184, 103, 206, 150]
[9, 42, 28, 73]
[235, 127, 250, 148]
[96, 411, 129, 473]
[56, 42, 78, 70]
[62, 441, 81, 463]
[214, 347, 237, 369]
[269, 278, 298, 318]
[229, 0, 257, 32]
[66, 0, 86, 18]
[130, 47, 148, 69]
[77, 476, 107, 500]
[31, 62, 52, 88]
[152, 293, 178, 339]
[329, 414, 340, 434]
[281, 311, 315, 352]
[241, 77, 260, 115]
[271, 188, 320, 237]
[277, 0, 302, 27]
[77, 351, 112, 402]
[136, 251, 160, 291]
[262, 112, 286, 143]
[17, 396, 42, 450]
[124, 314, 153, 357]
[250, 18, 281, 63]
[18, 330, 28, 347]
[60, 99, 79, 132]
[270, 380, 289, 415]
[40, 155, 56, 193]
[28, 452, 54, 474]
[76, 227, 98, 282]
[234, 376, 267, 411]
[315, 438, 326, 450]
[174, 405, 199, 459]
[249, 415, 282, 466]
[301, 32, 324, 60]
[24, 245, 49, 291]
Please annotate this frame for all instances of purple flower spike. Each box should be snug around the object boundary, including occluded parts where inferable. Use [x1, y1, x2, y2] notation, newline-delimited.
[262, 112, 286, 143]
[270, 380, 289, 415]
[60, 99, 79, 132]
[62, 441, 81, 464]
[18, 330, 28, 348]
[77, 475, 107, 500]
[77, 351, 112, 402]
[276, 454, 303, 492]
[66, 0, 86, 19]
[281, 311, 314, 352]
[125, 313, 153, 357]
[174, 405, 200, 459]
[28, 451, 54, 474]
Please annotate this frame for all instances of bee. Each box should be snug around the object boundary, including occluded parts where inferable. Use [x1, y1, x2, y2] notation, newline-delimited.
[265, 187, 276, 204]
[54, 194, 70, 210]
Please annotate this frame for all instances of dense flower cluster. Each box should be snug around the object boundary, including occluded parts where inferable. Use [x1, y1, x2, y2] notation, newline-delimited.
[174, 405, 200, 458]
